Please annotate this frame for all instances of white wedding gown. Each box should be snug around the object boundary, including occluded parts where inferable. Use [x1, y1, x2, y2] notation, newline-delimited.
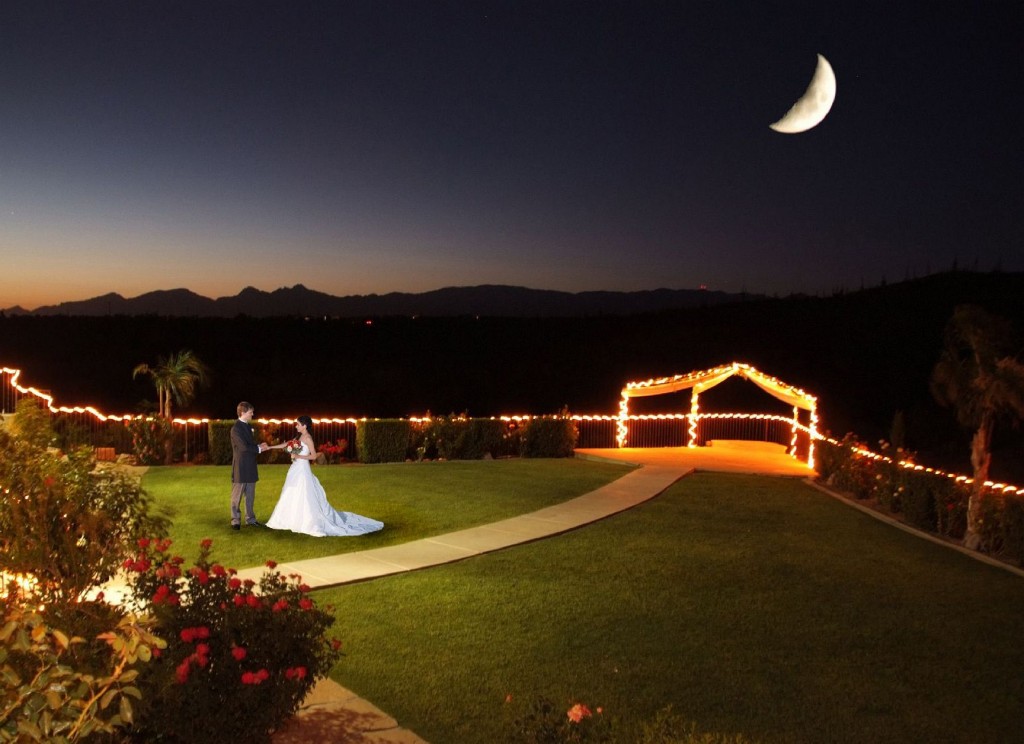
[266, 445, 384, 537]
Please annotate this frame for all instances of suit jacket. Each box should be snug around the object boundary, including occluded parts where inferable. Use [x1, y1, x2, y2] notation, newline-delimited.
[231, 419, 260, 484]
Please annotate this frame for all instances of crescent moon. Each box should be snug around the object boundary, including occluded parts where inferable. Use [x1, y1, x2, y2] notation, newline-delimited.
[769, 54, 836, 134]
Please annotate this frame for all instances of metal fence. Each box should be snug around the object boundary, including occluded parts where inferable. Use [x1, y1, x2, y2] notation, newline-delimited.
[2, 367, 811, 462]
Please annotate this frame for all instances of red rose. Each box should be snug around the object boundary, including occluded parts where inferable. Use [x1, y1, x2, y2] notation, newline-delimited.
[266, 560, 277, 569]
[232, 646, 247, 661]
[176, 660, 191, 684]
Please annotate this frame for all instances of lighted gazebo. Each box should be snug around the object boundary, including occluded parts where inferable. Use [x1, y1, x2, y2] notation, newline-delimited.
[616, 362, 819, 467]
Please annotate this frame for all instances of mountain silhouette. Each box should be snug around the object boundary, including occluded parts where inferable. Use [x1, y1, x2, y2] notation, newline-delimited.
[3, 284, 746, 318]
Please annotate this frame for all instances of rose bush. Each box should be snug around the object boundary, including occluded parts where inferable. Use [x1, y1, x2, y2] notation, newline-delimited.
[122, 539, 343, 744]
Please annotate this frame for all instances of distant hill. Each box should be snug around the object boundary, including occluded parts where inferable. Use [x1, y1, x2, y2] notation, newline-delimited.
[2, 284, 749, 318]
[2, 270, 1023, 480]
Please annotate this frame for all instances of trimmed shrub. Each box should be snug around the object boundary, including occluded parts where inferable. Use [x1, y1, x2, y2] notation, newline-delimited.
[425, 416, 506, 460]
[357, 419, 412, 463]
[208, 420, 235, 465]
[520, 415, 578, 458]
[209, 419, 277, 465]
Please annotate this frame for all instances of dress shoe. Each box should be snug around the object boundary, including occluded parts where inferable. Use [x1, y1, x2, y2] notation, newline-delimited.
[246, 520, 266, 528]
[231, 524, 240, 531]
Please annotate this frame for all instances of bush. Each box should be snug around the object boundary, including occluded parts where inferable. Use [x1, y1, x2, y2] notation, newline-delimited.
[208, 420, 235, 466]
[935, 479, 969, 540]
[209, 419, 279, 465]
[1002, 494, 1024, 564]
[357, 419, 412, 463]
[423, 415, 506, 460]
[0, 428, 169, 608]
[129, 417, 174, 465]
[519, 414, 578, 458]
[899, 470, 938, 531]
[122, 539, 344, 744]
[819, 435, 877, 500]
[1, 604, 165, 743]
[319, 438, 349, 464]
[506, 695, 612, 743]
[7, 398, 56, 449]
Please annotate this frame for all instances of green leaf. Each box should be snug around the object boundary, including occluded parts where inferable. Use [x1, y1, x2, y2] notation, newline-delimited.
[119, 695, 134, 724]
[100, 689, 118, 710]
[51, 630, 70, 651]
[45, 690, 63, 710]
[16, 719, 42, 740]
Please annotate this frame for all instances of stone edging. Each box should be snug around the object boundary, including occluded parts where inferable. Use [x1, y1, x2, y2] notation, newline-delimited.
[804, 478, 1024, 580]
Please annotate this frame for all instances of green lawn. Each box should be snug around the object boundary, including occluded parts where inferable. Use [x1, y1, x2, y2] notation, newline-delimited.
[315, 472, 1024, 744]
[140, 458, 632, 569]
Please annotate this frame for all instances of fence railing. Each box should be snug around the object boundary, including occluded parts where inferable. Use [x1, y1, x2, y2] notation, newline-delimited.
[2, 367, 809, 462]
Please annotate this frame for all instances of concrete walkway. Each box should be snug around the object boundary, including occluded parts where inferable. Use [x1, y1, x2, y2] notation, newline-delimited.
[264, 442, 811, 743]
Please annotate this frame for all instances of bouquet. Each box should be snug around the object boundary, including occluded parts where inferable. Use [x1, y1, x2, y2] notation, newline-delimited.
[285, 439, 303, 456]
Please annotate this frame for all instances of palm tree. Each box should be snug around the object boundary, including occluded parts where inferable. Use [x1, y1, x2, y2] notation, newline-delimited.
[930, 305, 1024, 549]
[133, 350, 212, 420]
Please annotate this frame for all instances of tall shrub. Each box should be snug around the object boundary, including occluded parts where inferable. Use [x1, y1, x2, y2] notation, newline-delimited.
[208, 420, 235, 465]
[520, 414, 578, 458]
[425, 416, 506, 459]
[357, 419, 412, 463]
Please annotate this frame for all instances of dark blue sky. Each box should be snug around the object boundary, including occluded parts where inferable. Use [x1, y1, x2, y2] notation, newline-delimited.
[2, 1, 1021, 308]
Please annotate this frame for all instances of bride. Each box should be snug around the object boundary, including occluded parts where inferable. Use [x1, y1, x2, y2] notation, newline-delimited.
[265, 416, 384, 537]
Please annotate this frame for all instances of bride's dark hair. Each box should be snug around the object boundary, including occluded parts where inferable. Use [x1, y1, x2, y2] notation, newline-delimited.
[297, 415, 314, 437]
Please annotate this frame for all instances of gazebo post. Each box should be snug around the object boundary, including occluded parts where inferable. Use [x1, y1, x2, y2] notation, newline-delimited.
[789, 405, 799, 456]
[688, 389, 699, 448]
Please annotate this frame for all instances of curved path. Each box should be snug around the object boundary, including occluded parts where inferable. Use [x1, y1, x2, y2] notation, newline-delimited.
[266, 442, 811, 743]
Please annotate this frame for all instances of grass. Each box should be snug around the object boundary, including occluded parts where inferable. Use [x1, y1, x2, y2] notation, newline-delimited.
[140, 458, 632, 569]
[313, 472, 1024, 744]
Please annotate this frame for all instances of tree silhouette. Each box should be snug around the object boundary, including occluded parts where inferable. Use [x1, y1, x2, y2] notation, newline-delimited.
[931, 305, 1024, 549]
[133, 349, 211, 420]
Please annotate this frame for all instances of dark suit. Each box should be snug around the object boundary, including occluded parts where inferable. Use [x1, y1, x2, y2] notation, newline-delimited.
[230, 418, 261, 525]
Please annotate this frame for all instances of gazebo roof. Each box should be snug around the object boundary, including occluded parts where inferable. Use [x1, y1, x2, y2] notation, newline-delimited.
[621, 362, 817, 411]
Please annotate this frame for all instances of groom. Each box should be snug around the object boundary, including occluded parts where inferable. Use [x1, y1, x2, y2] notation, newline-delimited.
[230, 401, 269, 530]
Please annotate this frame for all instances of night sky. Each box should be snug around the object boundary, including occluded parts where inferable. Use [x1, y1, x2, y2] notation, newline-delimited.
[2, 1, 1021, 310]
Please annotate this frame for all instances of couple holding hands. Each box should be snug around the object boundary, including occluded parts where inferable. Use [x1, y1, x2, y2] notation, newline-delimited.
[230, 401, 383, 537]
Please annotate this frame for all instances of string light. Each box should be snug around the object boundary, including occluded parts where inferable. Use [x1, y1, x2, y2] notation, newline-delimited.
[616, 362, 818, 466]
[2, 364, 1019, 494]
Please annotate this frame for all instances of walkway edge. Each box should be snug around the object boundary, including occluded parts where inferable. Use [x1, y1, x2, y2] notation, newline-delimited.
[805, 478, 1024, 579]
[238, 462, 692, 589]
